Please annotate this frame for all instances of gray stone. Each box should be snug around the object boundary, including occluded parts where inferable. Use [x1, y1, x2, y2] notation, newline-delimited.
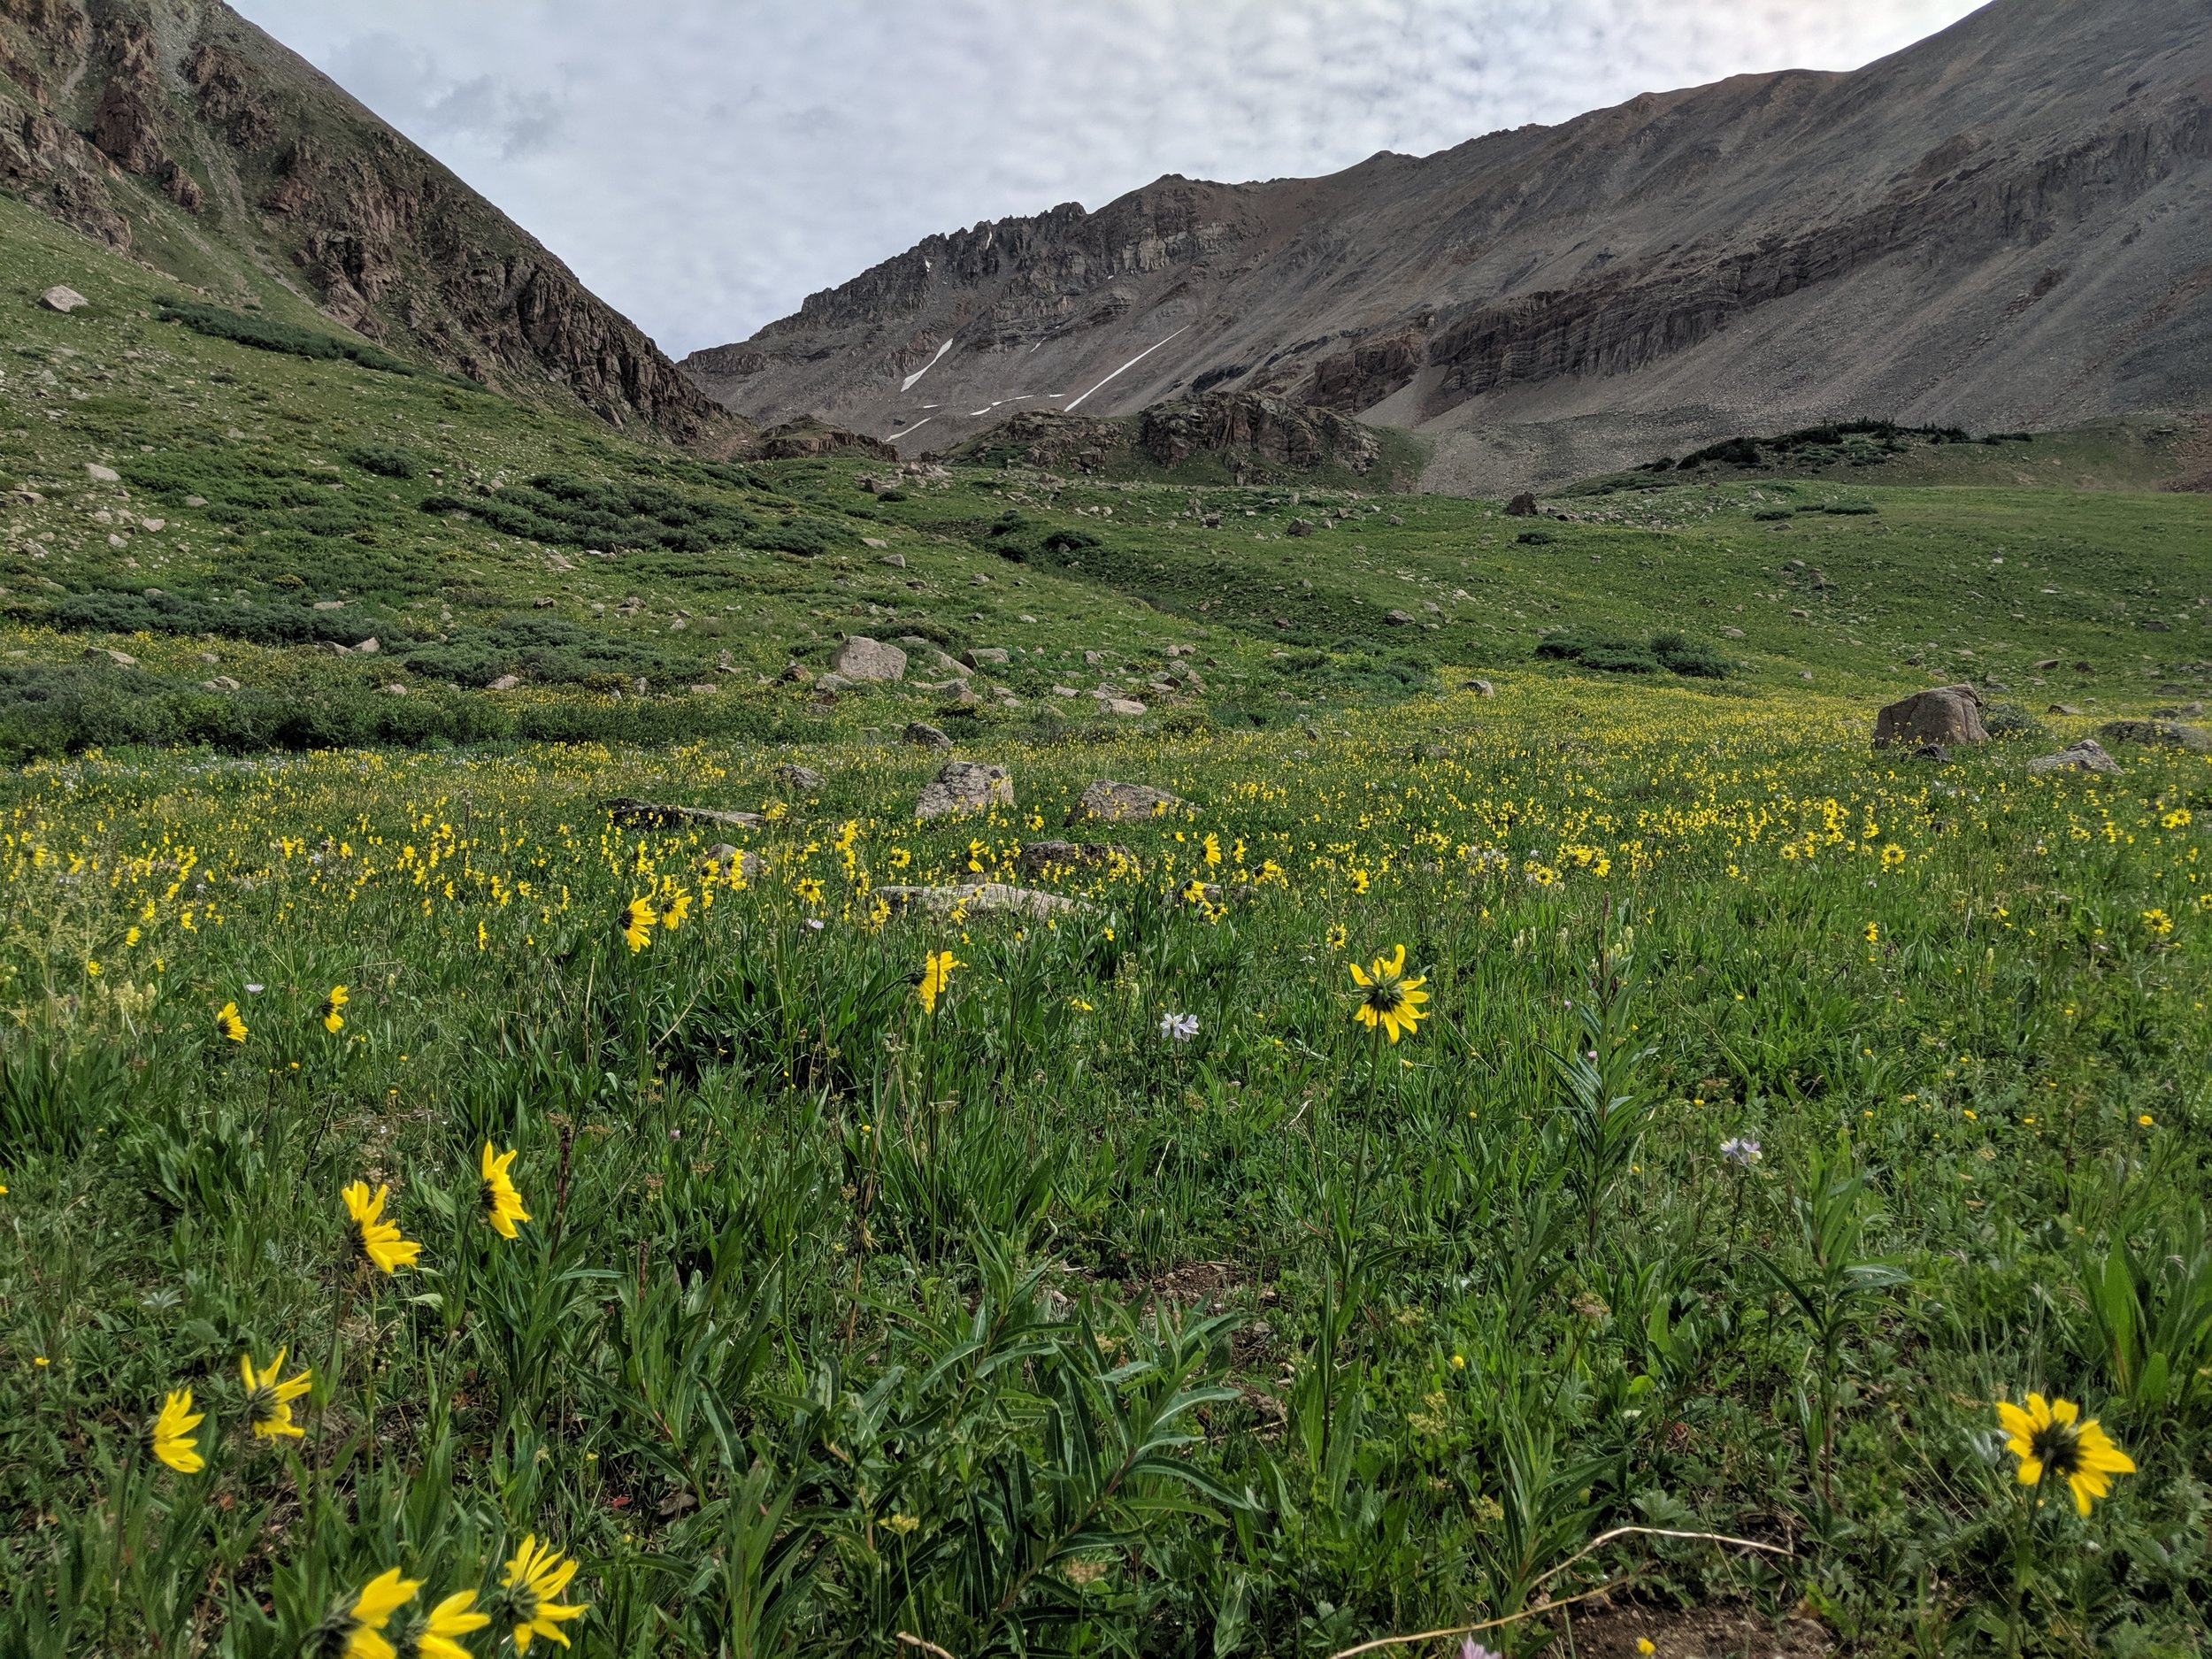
[875, 882, 1085, 919]
[1103, 697, 1147, 717]
[1286, 518, 1316, 537]
[604, 797, 764, 829]
[964, 647, 1010, 667]
[84, 647, 136, 667]
[2027, 739, 2121, 775]
[879, 552, 906, 568]
[689, 683, 721, 695]
[814, 672, 854, 692]
[2098, 719, 2212, 753]
[380, 683, 409, 696]
[354, 636, 380, 655]
[832, 635, 906, 681]
[1506, 493, 1540, 517]
[916, 760, 1013, 819]
[1070, 780, 1184, 824]
[1384, 609, 1415, 625]
[1018, 840, 1137, 879]
[1463, 678, 1495, 697]
[903, 721, 953, 749]
[85, 463, 119, 483]
[1050, 685, 1079, 698]
[701, 842, 762, 881]
[1873, 684, 1988, 749]
[202, 675, 241, 691]
[486, 674, 521, 691]
[40, 286, 88, 313]
[2047, 703, 2082, 716]
[775, 764, 824, 793]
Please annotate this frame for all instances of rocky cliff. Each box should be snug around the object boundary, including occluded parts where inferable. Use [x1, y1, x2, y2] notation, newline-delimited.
[0, 0, 728, 444]
[684, 0, 2211, 491]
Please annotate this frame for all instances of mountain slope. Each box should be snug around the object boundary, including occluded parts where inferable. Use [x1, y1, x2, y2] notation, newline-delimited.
[0, 0, 728, 444]
[684, 0, 2210, 490]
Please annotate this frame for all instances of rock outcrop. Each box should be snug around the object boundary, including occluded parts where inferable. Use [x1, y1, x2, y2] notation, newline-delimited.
[681, 0, 2212, 492]
[830, 637, 906, 682]
[2098, 719, 2212, 753]
[1874, 686, 1989, 749]
[1069, 780, 1185, 823]
[0, 0, 727, 445]
[915, 761, 1014, 820]
[2027, 739, 2121, 774]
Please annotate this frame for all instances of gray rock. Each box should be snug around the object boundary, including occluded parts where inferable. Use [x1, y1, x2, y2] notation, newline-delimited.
[380, 683, 409, 696]
[2098, 718, 2212, 753]
[1083, 650, 1106, 666]
[1463, 678, 1495, 697]
[1721, 626, 1745, 638]
[814, 672, 854, 692]
[1050, 685, 1079, 698]
[970, 572, 992, 586]
[916, 760, 1013, 819]
[604, 797, 764, 829]
[1384, 609, 1415, 625]
[354, 636, 380, 655]
[40, 286, 88, 313]
[1103, 697, 1148, 717]
[832, 635, 906, 682]
[312, 599, 347, 611]
[1873, 684, 1988, 749]
[2047, 703, 2082, 716]
[1506, 493, 1540, 516]
[701, 842, 763, 881]
[1070, 780, 1184, 824]
[2027, 739, 2121, 775]
[964, 647, 1010, 667]
[84, 647, 136, 667]
[689, 683, 721, 695]
[875, 881, 1085, 919]
[202, 675, 241, 691]
[486, 674, 521, 691]
[903, 721, 953, 749]
[1018, 840, 1137, 879]
[779, 661, 813, 684]
[85, 463, 119, 483]
[1286, 518, 1316, 537]
[775, 764, 824, 793]
[879, 552, 906, 568]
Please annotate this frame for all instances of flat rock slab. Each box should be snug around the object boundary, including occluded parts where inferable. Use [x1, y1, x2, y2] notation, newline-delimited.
[916, 760, 1013, 819]
[2027, 739, 2121, 774]
[875, 882, 1087, 919]
[832, 635, 906, 681]
[2099, 718, 2211, 752]
[903, 722, 953, 749]
[604, 796, 764, 829]
[1070, 780, 1185, 823]
[700, 842, 764, 880]
[1874, 684, 1988, 748]
[40, 286, 88, 312]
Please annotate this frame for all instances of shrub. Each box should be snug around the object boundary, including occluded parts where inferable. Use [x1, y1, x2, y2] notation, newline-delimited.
[1981, 700, 2046, 741]
[344, 445, 422, 479]
[1650, 631, 1732, 678]
[1539, 628, 1727, 679]
[155, 300, 467, 383]
[1516, 529, 1555, 546]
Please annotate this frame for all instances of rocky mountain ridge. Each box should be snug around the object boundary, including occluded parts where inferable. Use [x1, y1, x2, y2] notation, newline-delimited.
[0, 0, 726, 444]
[684, 0, 2210, 491]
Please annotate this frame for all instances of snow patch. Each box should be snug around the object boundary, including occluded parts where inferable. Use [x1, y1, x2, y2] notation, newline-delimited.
[1064, 329, 1185, 411]
[886, 415, 934, 442]
[901, 339, 953, 393]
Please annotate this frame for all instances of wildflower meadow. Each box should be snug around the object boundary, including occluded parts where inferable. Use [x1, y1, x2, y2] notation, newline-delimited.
[1, 674, 2206, 1656]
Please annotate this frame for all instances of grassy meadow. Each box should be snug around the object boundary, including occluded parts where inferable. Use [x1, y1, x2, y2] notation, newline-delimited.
[3, 190, 2212, 1657]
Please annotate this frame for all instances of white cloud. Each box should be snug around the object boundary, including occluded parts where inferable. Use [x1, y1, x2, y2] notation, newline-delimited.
[233, 0, 1989, 355]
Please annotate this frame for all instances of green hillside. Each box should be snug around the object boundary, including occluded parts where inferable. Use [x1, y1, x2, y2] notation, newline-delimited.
[4, 189, 2208, 764]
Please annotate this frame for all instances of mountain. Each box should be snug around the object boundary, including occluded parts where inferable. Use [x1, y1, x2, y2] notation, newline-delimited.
[682, 0, 2211, 491]
[0, 0, 726, 443]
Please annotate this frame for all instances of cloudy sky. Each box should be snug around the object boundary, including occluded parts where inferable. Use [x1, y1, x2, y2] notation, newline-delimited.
[232, 1, 1989, 358]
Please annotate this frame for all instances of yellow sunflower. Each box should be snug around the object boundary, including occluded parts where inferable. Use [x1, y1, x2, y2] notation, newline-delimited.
[498, 1534, 588, 1653]
[917, 949, 962, 1015]
[214, 1001, 248, 1043]
[1348, 944, 1429, 1043]
[411, 1589, 491, 1659]
[618, 896, 657, 952]
[329, 1566, 421, 1659]
[1996, 1393, 2135, 1516]
[342, 1181, 423, 1275]
[319, 986, 349, 1034]
[480, 1141, 531, 1240]
[240, 1348, 312, 1440]
[150, 1387, 204, 1472]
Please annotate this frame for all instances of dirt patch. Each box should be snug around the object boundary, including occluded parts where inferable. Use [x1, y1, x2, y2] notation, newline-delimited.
[1542, 1600, 1832, 1659]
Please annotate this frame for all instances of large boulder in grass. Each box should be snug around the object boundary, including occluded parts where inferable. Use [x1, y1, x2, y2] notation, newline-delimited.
[1873, 684, 1988, 749]
[1068, 780, 1185, 823]
[831, 635, 906, 681]
[915, 760, 1013, 819]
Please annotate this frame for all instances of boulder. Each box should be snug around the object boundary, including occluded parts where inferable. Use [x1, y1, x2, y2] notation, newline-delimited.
[2098, 719, 2212, 753]
[1102, 697, 1148, 717]
[832, 635, 906, 681]
[202, 675, 241, 691]
[701, 842, 763, 881]
[2047, 703, 2081, 716]
[779, 661, 813, 684]
[1506, 493, 1540, 517]
[879, 552, 906, 569]
[41, 286, 89, 313]
[915, 760, 1014, 820]
[964, 647, 1010, 667]
[380, 683, 409, 696]
[2027, 739, 2122, 775]
[1286, 518, 1317, 537]
[486, 674, 521, 691]
[775, 764, 825, 793]
[1873, 684, 1988, 749]
[85, 463, 120, 483]
[604, 797, 764, 829]
[1384, 609, 1415, 626]
[903, 721, 953, 749]
[815, 672, 854, 693]
[353, 637, 380, 655]
[874, 882, 1085, 920]
[1018, 840, 1137, 879]
[1463, 678, 1495, 697]
[83, 647, 136, 667]
[1070, 780, 1185, 824]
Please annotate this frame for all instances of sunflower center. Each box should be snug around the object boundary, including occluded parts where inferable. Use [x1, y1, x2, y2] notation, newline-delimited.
[1363, 979, 1404, 1013]
[2028, 1419, 2082, 1479]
